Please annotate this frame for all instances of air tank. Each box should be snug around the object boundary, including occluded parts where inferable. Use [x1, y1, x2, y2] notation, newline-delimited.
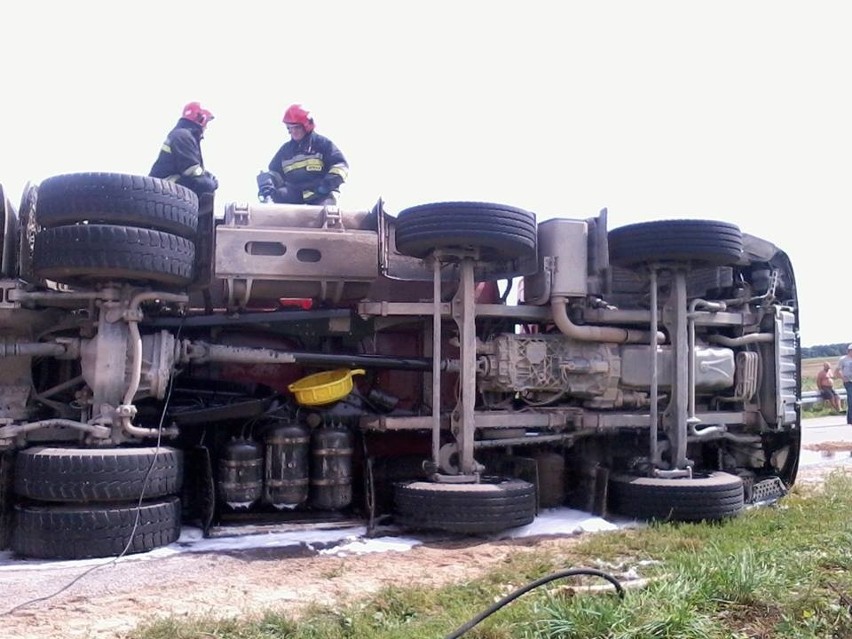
[263, 422, 310, 509]
[217, 438, 263, 509]
[310, 426, 354, 510]
[522, 219, 589, 303]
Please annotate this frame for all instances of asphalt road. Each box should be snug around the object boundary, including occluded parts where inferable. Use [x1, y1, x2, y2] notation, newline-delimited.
[800, 414, 852, 468]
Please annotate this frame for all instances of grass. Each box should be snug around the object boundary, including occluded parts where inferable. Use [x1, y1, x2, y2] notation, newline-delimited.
[130, 473, 852, 639]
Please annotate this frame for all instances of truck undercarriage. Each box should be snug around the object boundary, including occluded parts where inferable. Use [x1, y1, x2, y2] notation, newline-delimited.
[0, 173, 800, 559]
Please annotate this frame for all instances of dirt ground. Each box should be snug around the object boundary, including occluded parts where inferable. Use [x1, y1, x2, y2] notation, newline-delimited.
[0, 531, 594, 639]
[0, 448, 849, 639]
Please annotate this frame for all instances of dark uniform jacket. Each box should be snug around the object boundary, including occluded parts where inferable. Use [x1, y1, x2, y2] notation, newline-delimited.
[149, 119, 218, 197]
[267, 132, 348, 205]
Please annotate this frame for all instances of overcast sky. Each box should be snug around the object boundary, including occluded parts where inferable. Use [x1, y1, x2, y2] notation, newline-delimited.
[1, 1, 849, 347]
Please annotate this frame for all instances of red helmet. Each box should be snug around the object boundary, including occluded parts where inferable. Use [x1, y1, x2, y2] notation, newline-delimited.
[282, 104, 315, 132]
[181, 102, 214, 130]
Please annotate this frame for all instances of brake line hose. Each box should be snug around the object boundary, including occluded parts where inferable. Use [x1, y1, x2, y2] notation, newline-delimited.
[444, 567, 625, 639]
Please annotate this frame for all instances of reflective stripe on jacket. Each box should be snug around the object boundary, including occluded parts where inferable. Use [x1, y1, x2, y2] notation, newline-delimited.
[149, 119, 215, 196]
[267, 132, 348, 204]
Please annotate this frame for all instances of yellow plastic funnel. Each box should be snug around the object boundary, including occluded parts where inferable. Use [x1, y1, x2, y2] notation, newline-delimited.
[288, 368, 366, 406]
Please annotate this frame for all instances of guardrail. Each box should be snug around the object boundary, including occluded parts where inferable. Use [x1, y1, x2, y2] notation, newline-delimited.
[801, 388, 847, 408]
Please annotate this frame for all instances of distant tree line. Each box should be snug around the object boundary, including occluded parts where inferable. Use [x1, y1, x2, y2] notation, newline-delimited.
[802, 343, 848, 359]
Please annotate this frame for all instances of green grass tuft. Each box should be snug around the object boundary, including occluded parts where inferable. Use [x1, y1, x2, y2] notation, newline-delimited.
[131, 473, 852, 639]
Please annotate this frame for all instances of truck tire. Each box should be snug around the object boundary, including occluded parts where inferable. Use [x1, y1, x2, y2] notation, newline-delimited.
[608, 219, 743, 267]
[17, 181, 39, 283]
[608, 471, 744, 522]
[11, 497, 181, 560]
[36, 172, 198, 238]
[14, 447, 183, 502]
[395, 202, 537, 261]
[394, 477, 536, 534]
[32, 224, 195, 287]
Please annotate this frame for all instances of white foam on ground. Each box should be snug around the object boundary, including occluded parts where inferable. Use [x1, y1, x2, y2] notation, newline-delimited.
[1, 419, 837, 569]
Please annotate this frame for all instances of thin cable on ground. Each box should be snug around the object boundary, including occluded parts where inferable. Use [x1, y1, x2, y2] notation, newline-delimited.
[444, 567, 625, 639]
[1, 319, 184, 617]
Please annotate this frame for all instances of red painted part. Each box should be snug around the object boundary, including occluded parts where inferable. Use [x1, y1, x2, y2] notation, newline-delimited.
[197, 282, 513, 407]
[279, 298, 313, 310]
[475, 281, 501, 303]
[372, 330, 459, 409]
[364, 431, 431, 457]
[216, 362, 304, 395]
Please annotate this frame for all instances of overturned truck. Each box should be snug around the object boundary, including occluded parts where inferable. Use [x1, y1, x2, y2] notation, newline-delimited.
[0, 172, 800, 560]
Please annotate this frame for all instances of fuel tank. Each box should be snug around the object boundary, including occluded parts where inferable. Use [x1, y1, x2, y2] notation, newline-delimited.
[263, 422, 311, 509]
[310, 426, 354, 510]
[217, 438, 263, 510]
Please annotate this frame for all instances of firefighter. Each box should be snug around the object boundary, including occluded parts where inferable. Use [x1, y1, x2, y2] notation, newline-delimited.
[257, 104, 348, 205]
[149, 101, 219, 198]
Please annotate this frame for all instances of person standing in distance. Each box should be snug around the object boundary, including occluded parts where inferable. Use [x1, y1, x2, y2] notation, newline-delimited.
[257, 104, 348, 205]
[150, 101, 219, 198]
[816, 362, 842, 413]
[835, 344, 852, 425]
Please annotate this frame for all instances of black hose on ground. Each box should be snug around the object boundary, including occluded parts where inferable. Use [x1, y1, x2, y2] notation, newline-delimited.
[444, 567, 625, 639]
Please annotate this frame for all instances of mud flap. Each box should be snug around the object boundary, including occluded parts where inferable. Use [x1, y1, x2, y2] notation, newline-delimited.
[183, 445, 216, 536]
[0, 450, 13, 549]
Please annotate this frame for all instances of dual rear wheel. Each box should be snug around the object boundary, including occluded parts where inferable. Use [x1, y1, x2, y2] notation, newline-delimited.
[11, 447, 183, 560]
[28, 172, 199, 288]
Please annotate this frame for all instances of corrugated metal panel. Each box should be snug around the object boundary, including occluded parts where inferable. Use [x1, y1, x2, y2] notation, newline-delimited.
[775, 309, 799, 425]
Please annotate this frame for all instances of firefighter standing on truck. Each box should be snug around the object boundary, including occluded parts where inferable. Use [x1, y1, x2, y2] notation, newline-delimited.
[149, 101, 219, 198]
[257, 104, 348, 205]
